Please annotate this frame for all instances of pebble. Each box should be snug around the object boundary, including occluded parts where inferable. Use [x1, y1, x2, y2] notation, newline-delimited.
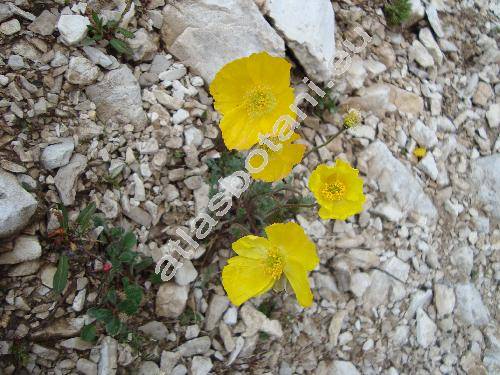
[190, 356, 213, 375]
[0, 18, 21, 35]
[455, 283, 490, 326]
[156, 283, 189, 318]
[66, 56, 100, 85]
[0, 235, 41, 265]
[28, 10, 57, 35]
[204, 294, 230, 331]
[57, 14, 90, 45]
[41, 139, 74, 170]
[416, 308, 437, 348]
[176, 336, 211, 357]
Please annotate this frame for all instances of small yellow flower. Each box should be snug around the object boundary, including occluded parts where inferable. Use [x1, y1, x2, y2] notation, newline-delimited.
[343, 109, 361, 128]
[209, 52, 296, 151]
[250, 133, 306, 182]
[308, 160, 365, 220]
[222, 222, 319, 307]
[413, 147, 427, 158]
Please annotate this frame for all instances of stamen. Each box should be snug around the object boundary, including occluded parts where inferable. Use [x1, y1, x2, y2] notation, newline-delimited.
[265, 247, 284, 280]
[321, 181, 345, 201]
[245, 86, 277, 119]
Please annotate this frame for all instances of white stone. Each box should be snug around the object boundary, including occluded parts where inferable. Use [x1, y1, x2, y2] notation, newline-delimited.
[174, 259, 198, 286]
[128, 28, 158, 61]
[240, 304, 283, 338]
[451, 246, 474, 277]
[41, 139, 74, 170]
[172, 109, 190, 124]
[419, 28, 443, 65]
[404, 0, 425, 26]
[455, 283, 490, 326]
[409, 40, 434, 68]
[204, 294, 230, 331]
[265, 0, 335, 82]
[57, 15, 90, 45]
[54, 154, 87, 206]
[223, 307, 238, 325]
[0, 170, 38, 238]
[345, 55, 367, 90]
[350, 272, 371, 298]
[28, 10, 57, 36]
[158, 63, 187, 81]
[434, 284, 455, 317]
[486, 103, 500, 128]
[86, 65, 148, 130]
[417, 153, 439, 180]
[98, 336, 118, 375]
[406, 289, 433, 319]
[358, 141, 437, 225]
[161, 0, 285, 83]
[66, 56, 100, 85]
[416, 308, 436, 348]
[410, 120, 438, 148]
[426, 5, 444, 38]
[77, 358, 97, 375]
[40, 264, 57, 288]
[138, 361, 160, 375]
[184, 127, 204, 147]
[471, 154, 500, 221]
[331, 360, 360, 375]
[156, 283, 189, 318]
[190, 356, 213, 375]
[0, 18, 21, 35]
[0, 235, 41, 265]
[83, 46, 115, 68]
[177, 337, 211, 357]
[139, 321, 169, 341]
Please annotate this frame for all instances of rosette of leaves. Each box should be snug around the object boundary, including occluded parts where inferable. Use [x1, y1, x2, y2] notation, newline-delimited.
[85, 10, 135, 56]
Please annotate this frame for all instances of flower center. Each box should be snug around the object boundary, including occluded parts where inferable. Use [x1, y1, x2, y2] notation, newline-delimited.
[259, 136, 281, 154]
[265, 247, 284, 280]
[321, 181, 345, 201]
[245, 86, 276, 118]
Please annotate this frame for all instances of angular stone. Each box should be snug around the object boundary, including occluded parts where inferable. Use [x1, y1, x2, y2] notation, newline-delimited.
[161, 0, 285, 83]
[156, 283, 189, 318]
[176, 337, 211, 357]
[204, 294, 230, 331]
[455, 283, 490, 326]
[434, 284, 455, 317]
[28, 10, 57, 36]
[358, 141, 437, 225]
[57, 15, 90, 45]
[264, 0, 335, 82]
[416, 308, 436, 348]
[0, 170, 37, 238]
[0, 19, 21, 35]
[66, 56, 100, 85]
[331, 361, 360, 375]
[486, 103, 500, 128]
[40, 138, 74, 170]
[471, 154, 500, 221]
[86, 65, 148, 130]
[98, 336, 118, 375]
[191, 356, 213, 375]
[409, 40, 434, 68]
[54, 154, 87, 206]
[0, 235, 41, 265]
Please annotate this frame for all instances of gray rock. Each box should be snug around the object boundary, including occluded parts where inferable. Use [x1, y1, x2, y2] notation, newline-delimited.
[191, 356, 213, 375]
[161, 0, 285, 83]
[404, 0, 425, 26]
[83, 46, 116, 69]
[28, 10, 57, 36]
[77, 358, 98, 375]
[66, 56, 100, 85]
[416, 308, 436, 348]
[57, 14, 90, 45]
[54, 154, 87, 206]
[426, 5, 444, 38]
[86, 65, 147, 130]
[40, 138, 74, 170]
[451, 246, 474, 277]
[409, 40, 434, 67]
[156, 283, 189, 318]
[98, 336, 118, 375]
[138, 321, 169, 341]
[417, 153, 438, 180]
[60, 338, 94, 351]
[486, 103, 500, 128]
[240, 304, 283, 338]
[0, 170, 37, 238]
[471, 154, 500, 221]
[8, 260, 41, 276]
[204, 294, 230, 331]
[0, 19, 21, 35]
[31, 317, 85, 339]
[0, 235, 41, 265]
[410, 120, 438, 148]
[8, 54, 24, 70]
[419, 27, 443, 65]
[174, 259, 198, 285]
[128, 28, 158, 61]
[264, 0, 335, 82]
[455, 283, 490, 326]
[331, 360, 360, 375]
[434, 284, 455, 317]
[161, 351, 181, 374]
[177, 337, 211, 357]
[358, 141, 438, 225]
[138, 361, 161, 375]
[0, 4, 13, 23]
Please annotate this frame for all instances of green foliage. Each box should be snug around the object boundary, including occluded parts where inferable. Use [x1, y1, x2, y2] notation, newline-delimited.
[10, 341, 29, 368]
[85, 10, 134, 56]
[257, 299, 276, 318]
[53, 254, 69, 294]
[179, 307, 203, 326]
[80, 324, 97, 342]
[314, 88, 337, 119]
[384, 0, 412, 26]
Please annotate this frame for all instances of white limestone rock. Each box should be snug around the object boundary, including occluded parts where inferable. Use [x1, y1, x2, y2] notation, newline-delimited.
[0, 235, 41, 265]
[471, 154, 500, 221]
[40, 138, 74, 170]
[57, 15, 90, 45]
[161, 0, 285, 83]
[455, 283, 490, 326]
[264, 0, 335, 82]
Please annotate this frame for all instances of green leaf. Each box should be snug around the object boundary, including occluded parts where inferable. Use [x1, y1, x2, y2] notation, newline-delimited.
[119, 251, 137, 263]
[116, 27, 135, 38]
[76, 203, 96, 234]
[124, 283, 143, 306]
[109, 38, 132, 55]
[116, 299, 139, 315]
[134, 257, 153, 273]
[120, 231, 137, 251]
[105, 317, 123, 336]
[53, 255, 69, 294]
[105, 289, 118, 305]
[81, 324, 97, 342]
[88, 308, 113, 323]
[57, 204, 69, 231]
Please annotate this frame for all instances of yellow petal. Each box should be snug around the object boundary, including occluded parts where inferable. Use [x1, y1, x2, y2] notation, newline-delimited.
[219, 108, 260, 150]
[265, 223, 318, 271]
[245, 52, 292, 93]
[222, 256, 275, 306]
[283, 260, 314, 307]
[232, 235, 270, 259]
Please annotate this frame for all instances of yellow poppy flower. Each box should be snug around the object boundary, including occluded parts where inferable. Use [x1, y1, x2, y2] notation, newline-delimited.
[250, 133, 306, 182]
[222, 222, 319, 307]
[308, 160, 365, 220]
[209, 52, 296, 151]
[413, 147, 427, 158]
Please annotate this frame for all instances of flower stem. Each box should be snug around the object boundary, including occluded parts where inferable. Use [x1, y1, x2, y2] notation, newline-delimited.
[305, 126, 348, 157]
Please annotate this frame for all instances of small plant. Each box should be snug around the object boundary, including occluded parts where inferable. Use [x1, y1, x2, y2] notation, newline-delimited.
[384, 0, 412, 26]
[10, 341, 29, 368]
[314, 88, 337, 119]
[84, 9, 135, 56]
[179, 307, 203, 326]
[49, 203, 155, 343]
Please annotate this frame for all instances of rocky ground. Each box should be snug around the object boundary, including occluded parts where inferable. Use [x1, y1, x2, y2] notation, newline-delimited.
[0, 0, 499, 374]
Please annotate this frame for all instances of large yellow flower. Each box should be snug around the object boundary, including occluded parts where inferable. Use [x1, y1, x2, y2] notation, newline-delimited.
[250, 133, 306, 182]
[308, 160, 365, 220]
[222, 222, 319, 307]
[209, 52, 296, 151]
